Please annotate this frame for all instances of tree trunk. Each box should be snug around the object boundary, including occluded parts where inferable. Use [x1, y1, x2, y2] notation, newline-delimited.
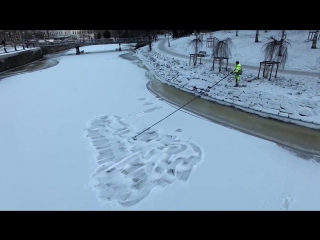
[148, 34, 152, 51]
[195, 42, 198, 55]
[9, 31, 13, 42]
[279, 30, 286, 56]
[33, 30, 37, 40]
[263, 65, 271, 79]
[311, 30, 319, 49]
[270, 41, 276, 62]
[255, 30, 259, 42]
[194, 34, 199, 65]
[236, 30, 238, 36]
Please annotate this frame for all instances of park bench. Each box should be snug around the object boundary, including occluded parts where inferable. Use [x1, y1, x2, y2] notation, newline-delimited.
[198, 51, 207, 57]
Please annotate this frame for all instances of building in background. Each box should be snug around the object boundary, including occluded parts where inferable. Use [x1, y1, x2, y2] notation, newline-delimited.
[47, 30, 95, 40]
[0, 30, 138, 42]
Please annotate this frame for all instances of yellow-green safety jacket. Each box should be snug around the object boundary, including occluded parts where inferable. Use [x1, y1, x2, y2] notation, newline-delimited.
[234, 64, 242, 75]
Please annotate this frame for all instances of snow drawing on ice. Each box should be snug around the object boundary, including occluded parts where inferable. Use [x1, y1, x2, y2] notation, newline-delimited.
[85, 108, 202, 207]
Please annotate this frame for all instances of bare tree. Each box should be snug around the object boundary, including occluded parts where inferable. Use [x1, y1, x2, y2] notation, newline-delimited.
[111, 30, 125, 40]
[188, 33, 203, 55]
[0, 30, 5, 40]
[212, 37, 234, 58]
[149, 30, 159, 42]
[188, 33, 204, 65]
[279, 30, 286, 56]
[255, 30, 259, 42]
[311, 30, 319, 49]
[8, 31, 13, 42]
[22, 30, 33, 40]
[146, 30, 152, 51]
[210, 37, 234, 71]
[30, 30, 43, 40]
[45, 30, 50, 38]
[0, 30, 8, 41]
[261, 36, 291, 69]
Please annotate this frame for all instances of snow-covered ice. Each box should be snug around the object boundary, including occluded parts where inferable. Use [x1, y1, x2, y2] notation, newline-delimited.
[0, 32, 320, 210]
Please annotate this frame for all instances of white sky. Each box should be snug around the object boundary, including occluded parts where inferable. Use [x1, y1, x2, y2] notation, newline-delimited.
[0, 30, 319, 210]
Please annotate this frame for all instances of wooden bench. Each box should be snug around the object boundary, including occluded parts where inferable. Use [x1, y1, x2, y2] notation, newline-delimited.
[198, 51, 207, 57]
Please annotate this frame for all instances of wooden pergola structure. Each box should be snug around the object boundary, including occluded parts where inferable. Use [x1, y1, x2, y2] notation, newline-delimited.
[189, 53, 203, 65]
[206, 37, 215, 47]
[258, 61, 280, 80]
[307, 30, 320, 40]
[212, 57, 229, 72]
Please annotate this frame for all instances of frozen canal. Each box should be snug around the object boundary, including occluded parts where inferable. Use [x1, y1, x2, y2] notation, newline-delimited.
[0, 44, 320, 210]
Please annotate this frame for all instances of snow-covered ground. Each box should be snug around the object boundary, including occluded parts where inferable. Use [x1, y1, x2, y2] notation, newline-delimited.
[0, 45, 30, 55]
[135, 31, 320, 129]
[168, 30, 320, 72]
[0, 40, 320, 210]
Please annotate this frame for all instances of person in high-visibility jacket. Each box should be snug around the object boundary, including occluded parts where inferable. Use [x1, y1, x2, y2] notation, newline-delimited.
[233, 61, 242, 87]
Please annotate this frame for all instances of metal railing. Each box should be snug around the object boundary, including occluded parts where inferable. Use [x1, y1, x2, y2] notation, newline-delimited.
[1, 37, 149, 54]
[35, 37, 149, 47]
[0, 44, 38, 54]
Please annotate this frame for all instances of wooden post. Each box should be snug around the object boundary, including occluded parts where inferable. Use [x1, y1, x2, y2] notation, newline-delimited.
[275, 63, 279, 78]
[269, 63, 274, 81]
[258, 62, 262, 78]
[265, 63, 271, 78]
[310, 31, 315, 40]
[264, 64, 271, 79]
[190, 54, 198, 66]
